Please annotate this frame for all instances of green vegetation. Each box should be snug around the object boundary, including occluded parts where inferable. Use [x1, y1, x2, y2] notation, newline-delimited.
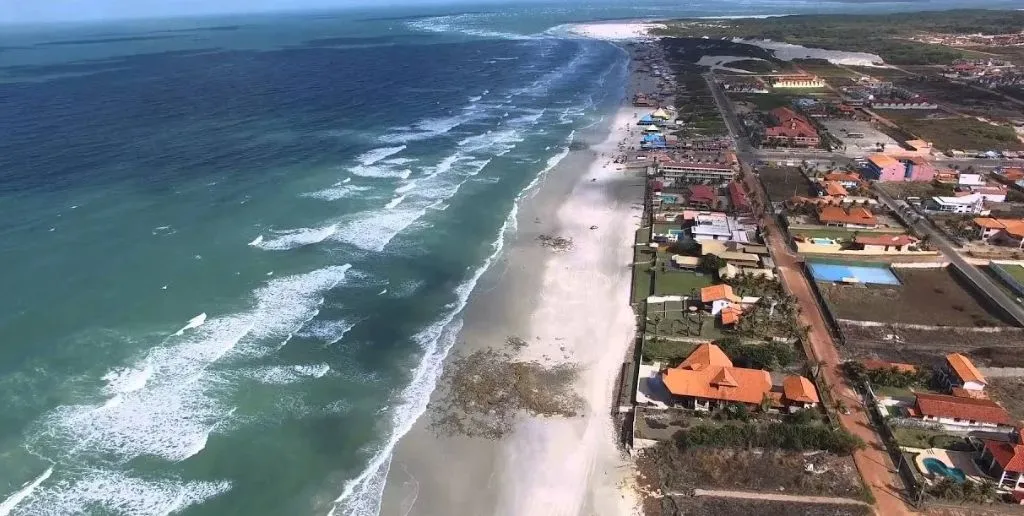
[641, 338, 696, 366]
[1001, 264, 1024, 284]
[715, 336, 795, 371]
[885, 114, 1024, 152]
[653, 269, 714, 296]
[675, 421, 865, 454]
[842, 361, 932, 389]
[892, 427, 963, 450]
[926, 478, 999, 504]
[654, 10, 1024, 65]
[731, 92, 792, 112]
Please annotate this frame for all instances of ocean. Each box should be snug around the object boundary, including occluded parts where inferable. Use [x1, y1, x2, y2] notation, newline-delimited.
[0, 1, 1017, 515]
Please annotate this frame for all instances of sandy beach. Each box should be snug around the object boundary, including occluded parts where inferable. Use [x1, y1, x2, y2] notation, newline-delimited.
[379, 42, 657, 516]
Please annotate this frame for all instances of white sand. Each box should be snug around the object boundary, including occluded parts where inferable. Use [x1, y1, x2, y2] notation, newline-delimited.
[732, 38, 884, 66]
[566, 22, 665, 41]
[494, 106, 644, 516]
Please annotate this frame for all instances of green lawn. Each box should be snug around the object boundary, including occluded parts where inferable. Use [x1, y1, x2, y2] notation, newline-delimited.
[633, 263, 653, 305]
[886, 114, 1024, 152]
[654, 269, 715, 296]
[892, 427, 963, 450]
[731, 93, 792, 112]
[996, 263, 1024, 284]
[873, 385, 915, 400]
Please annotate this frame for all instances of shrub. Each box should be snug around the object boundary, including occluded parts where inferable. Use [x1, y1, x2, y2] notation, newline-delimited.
[674, 421, 865, 454]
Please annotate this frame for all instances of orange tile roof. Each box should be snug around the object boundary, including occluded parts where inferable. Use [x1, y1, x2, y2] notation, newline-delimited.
[905, 139, 930, 150]
[817, 205, 878, 226]
[720, 306, 743, 326]
[1002, 167, 1024, 181]
[984, 440, 1024, 473]
[783, 376, 820, 404]
[662, 363, 772, 405]
[946, 353, 986, 385]
[915, 392, 1011, 426]
[862, 360, 917, 373]
[823, 181, 848, 196]
[680, 343, 733, 369]
[824, 172, 861, 183]
[868, 153, 899, 168]
[974, 217, 1007, 229]
[700, 284, 741, 303]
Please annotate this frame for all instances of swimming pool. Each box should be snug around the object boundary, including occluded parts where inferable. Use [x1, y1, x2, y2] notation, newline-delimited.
[923, 458, 967, 483]
[807, 262, 901, 285]
[809, 238, 837, 246]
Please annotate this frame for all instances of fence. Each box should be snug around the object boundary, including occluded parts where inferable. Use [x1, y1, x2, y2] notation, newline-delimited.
[863, 382, 925, 507]
[990, 262, 1024, 297]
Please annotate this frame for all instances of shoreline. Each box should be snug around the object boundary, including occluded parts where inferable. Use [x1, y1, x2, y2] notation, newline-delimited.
[377, 41, 657, 516]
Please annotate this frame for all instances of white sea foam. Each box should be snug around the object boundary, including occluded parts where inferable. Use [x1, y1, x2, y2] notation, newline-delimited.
[174, 313, 207, 336]
[296, 319, 356, 345]
[0, 466, 53, 516]
[10, 471, 230, 516]
[245, 363, 331, 385]
[384, 195, 406, 210]
[301, 184, 372, 201]
[356, 145, 406, 166]
[254, 224, 338, 251]
[101, 362, 153, 396]
[247, 235, 264, 246]
[36, 265, 352, 466]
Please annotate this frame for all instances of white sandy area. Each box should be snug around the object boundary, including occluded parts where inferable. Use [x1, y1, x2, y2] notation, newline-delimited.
[732, 38, 884, 66]
[495, 106, 644, 516]
[567, 22, 664, 41]
[696, 55, 766, 73]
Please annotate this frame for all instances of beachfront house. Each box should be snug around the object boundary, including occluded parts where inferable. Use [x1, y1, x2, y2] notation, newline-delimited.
[980, 427, 1024, 489]
[659, 343, 820, 412]
[941, 353, 987, 392]
[909, 392, 1013, 431]
[824, 172, 863, 189]
[764, 107, 820, 148]
[687, 185, 717, 210]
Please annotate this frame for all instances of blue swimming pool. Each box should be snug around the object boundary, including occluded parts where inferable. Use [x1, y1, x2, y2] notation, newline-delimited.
[923, 457, 967, 483]
[807, 262, 901, 285]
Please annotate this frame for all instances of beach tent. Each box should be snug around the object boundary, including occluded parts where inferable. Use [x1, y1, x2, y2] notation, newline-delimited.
[652, 108, 670, 120]
[641, 134, 667, 149]
[643, 125, 661, 132]
[638, 115, 655, 125]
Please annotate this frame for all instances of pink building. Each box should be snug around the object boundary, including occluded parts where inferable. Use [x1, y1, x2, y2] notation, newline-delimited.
[865, 154, 937, 182]
[866, 154, 904, 181]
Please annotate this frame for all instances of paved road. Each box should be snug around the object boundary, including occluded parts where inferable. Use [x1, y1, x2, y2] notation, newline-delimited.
[873, 187, 1024, 326]
[706, 75, 915, 516]
[692, 488, 870, 506]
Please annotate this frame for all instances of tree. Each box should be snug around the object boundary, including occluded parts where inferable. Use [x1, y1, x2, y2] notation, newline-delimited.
[699, 254, 726, 274]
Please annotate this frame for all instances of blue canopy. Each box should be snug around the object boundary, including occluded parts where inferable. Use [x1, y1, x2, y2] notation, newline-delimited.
[638, 115, 655, 125]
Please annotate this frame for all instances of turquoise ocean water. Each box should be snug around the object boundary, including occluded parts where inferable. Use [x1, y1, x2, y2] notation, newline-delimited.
[0, 1, 1017, 514]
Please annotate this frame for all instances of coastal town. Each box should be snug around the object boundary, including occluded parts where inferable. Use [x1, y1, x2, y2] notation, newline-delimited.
[606, 9, 1024, 516]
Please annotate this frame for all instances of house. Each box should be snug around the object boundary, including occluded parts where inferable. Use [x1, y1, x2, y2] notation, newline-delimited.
[971, 185, 1008, 203]
[973, 217, 1024, 247]
[941, 353, 987, 392]
[720, 305, 743, 326]
[817, 205, 879, 229]
[865, 154, 904, 181]
[824, 172, 862, 189]
[688, 185, 717, 209]
[981, 428, 1024, 489]
[854, 234, 919, 252]
[718, 263, 775, 281]
[764, 107, 820, 148]
[910, 392, 1013, 430]
[820, 181, 849, 197]
[659, 343, 819, 412]
[927, 193, 985, 214]
[783, 376, 821, 411]
[728, 181, 751, 213]
[689, 213, 753, 242]
[700, 284, 741, 304]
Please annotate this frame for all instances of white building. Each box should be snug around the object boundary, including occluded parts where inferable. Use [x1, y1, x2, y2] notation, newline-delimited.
[927, 193, 985, 214]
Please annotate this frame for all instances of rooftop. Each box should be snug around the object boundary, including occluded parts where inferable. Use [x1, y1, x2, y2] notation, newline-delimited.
[700, 284, 741, 304]
[915, 392, 1012, 426]
[946, 353, 986, 385]
[783, 376, 820, 404]
[867, 153, 899, 168]
[984, 439, 1024, 474]
[818, 205, 878, 226]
